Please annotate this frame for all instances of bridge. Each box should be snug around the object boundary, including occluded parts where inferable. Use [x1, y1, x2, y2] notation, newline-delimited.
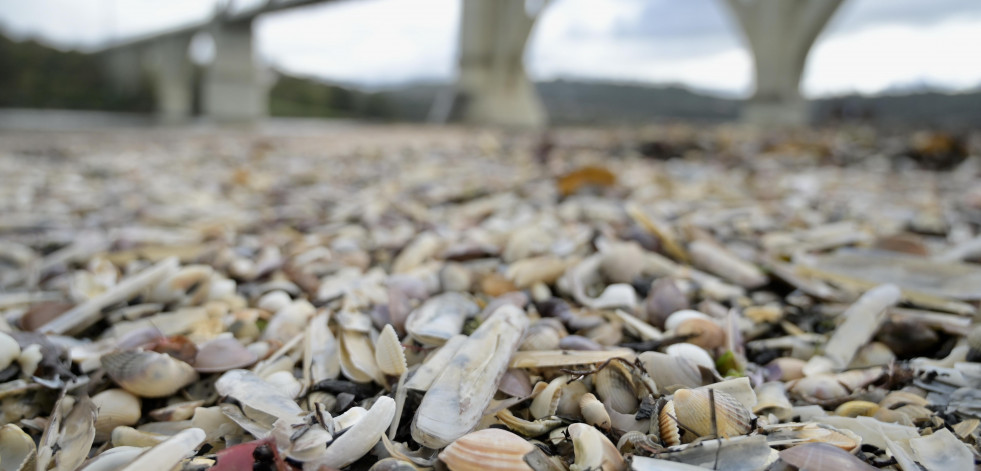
[102, 0, 843, 127]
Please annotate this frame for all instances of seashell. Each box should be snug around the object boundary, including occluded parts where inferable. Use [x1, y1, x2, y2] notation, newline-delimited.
[405, 292, 479, 346]
[579, 393, 611, 431]
[878, 390, 929, 410]
[215, 369, 305, 424]
[148, 264, 212, 306]
[668, 388, 754, 442]
[339, 329, 384, 384]
[556, 380, 589, 417]
[909, 428, 974, 471]
[503, 226, 553, 263]
[765, 423, 862, 452]
[787, 375, 850, 403]
[263, 300, 316, 344]
[392, 232, 441, 273]
[499, 368, 533, 398]
[847, 341, 895, 369]
[438, 428, 538, 471]
[675, 317, 726, 350]
[659, 400, 681, 446]
[117, 427, 206, 471]
[314, 396, 396, 469]
[110, 426, 169, 447]
[665, 342, 716, 372]
[0, 331, 21, 370]
[370, 458, 418, 471]
[375, 324, 407, 377]
[92, 389, 141, 442]
[834, 401, 879, 418]
[263, 370, 302, 399]
[764, 357, 806, 381]
[148, 400, 204, 422]
[558, 335, 602, 351]
[412, 305, 528, 448]
[496, 408, 564, 436]
[778, 442, 876, 471]
[664, 309, 712, 333]
[520, 320, 566, 352]
[440, 262, 473, 292]
[78, 446, 147, 471]
[872, 408, 914, 426]
[645, 278, 689, 329]
[194, 336, 257, 373]
[304, 312, 340, 385]
[586, 320, 624, 346]
[594, 360, 639, 414]
[639, 351, 708, 393]
[599, 242, 647, 284]
[17, 343, 43, 378]
[257, 289, 292, 313]
[568, 423, 625, 471]
[689, 240, 767, 289]
[101, 350, 199, 398]
[36, 395, 98, 471]
[616, 430, 658, 455]
[404, 334, 467, 392]
[0, 424, 37, 471]
[530, 375, 567, 419]
[753, 382, 793, 420]
[507, 256, 569, 288]
[584, 283, 638, 310]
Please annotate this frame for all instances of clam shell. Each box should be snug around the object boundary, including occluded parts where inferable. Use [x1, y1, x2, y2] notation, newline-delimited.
[778, 442, 876, 471]
[669, 388, 753, 442]
[102, 350, 199, 398]
[639, 350, 710, 393]
[316, 396, 396, 469]
[194, 337, 258, 373]
[580, 393, 611, 431]
[594, 360, 639, 414]
[0, 424, 37, 471]
[439, 428, 535, 471]
[675, 317, 726, 350]
[92, 389, 141, 442]
[530, 375, 567, 419]
[568, 423, 625, 471]
[659, 400, 682, 446]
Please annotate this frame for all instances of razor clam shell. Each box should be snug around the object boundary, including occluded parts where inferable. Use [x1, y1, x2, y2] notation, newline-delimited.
[78, 446, 147, 471]
[689, 240, 767, 289]
[411, 304, 529, 448]
[404, 334, 467, 392]
[405, 292, 479, 346]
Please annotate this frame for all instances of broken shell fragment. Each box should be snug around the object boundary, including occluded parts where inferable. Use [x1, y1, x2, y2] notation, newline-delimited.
[102, 350, 199, 398]
[568, 422, 625, 471]
[313, 395, 396, 469]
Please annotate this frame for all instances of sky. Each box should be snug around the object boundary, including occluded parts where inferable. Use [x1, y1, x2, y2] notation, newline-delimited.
[1, 0, 980, 98]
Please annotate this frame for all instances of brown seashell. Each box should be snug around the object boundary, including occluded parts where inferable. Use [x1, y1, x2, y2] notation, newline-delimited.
[834, 400, 879, 418]
[675, 317, 726, 350]
[579, 393, 611, 431]
[193, 337, 258, 373]
[101, 350, 198, 398]
[92, 389, 141, 442]
[659, 400, 681, 446]
[779, 442, 876, 471]
[438, 428, 536, 471]
[670, 388, 753, 441]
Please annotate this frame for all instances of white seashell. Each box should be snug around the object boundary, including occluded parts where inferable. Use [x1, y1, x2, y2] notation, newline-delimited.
[806, 284, 901, 372]
[17, 343, 42, 378]
[110, 426, 168, 447]
[754, 382, 793, 420]
[92, 389, 142, 442]
[584, 283, 638, 310]
[339, 329, 384, 384]
[557, 380, 590, 418]
[258, 290, 292, 312]
[568, 423, 624, 471]
[0, 424, 37, 471]
[263, 300, 316, 343]
[664, 310, 712, 333]
[412, 305, 529, 448]
[909, 428, 974, 471]
[0, 331, 21, 370]
[78, 446, 147, 471]
[148, 264, 212, 306]
[313, 396, 396, 469]
[405, 292, 479, 346]
[669, 388, 754, 441]
[639, 351, 707, 393]
[580, 393, 611, 431]
[334, 407, 368, 433]
[215, 369, 305, 423]
[263, 370, 302, 399]
[689, 240, 767, 289]
[304, 313, 340, 385]
[404, 334, 467, 392]
[529, 375, 567, 419]
[102, 350, 198, 398]
[374, 324, 407, 377]
[392, 232, 442, 274]
[37, 395, 98, 471]
[438, 428, 537, 471]
[507, 256, 569, 288]
[194, 336, 258, 373]
[665, 343, 715, 371]
[118, 427, 205, 471]
[594, 360, 639, 414]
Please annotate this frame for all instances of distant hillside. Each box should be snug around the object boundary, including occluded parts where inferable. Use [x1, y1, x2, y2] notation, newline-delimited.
[3, 32, 980, 128]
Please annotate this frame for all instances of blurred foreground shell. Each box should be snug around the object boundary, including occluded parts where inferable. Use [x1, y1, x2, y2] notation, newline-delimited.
[91, 388, 141, 442]
[101, 350, 199, 397]
[439, 428, 539, 471]
[0, 424, 37, 471]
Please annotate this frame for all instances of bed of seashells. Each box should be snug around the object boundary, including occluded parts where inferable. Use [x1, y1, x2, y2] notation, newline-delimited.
[1, 125, 981, 471]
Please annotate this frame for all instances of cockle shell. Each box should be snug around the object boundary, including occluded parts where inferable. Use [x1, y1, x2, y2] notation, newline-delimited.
[662, 388, 753, 444]
[439, 428, 537, 471]
[101, 350, 198, 398]
[92, 389, 141, 442]
[374, 324, 407, 377]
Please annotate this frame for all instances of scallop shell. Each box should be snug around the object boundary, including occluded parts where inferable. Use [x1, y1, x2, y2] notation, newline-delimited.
[101, 350, 198, 398]
[568, 423, 625, 471]
[658, 399, 681, 446]
[579, 393, 611, 431]
[92, 389, 141, 442]
[669, 388, 754, 442]
[194, 337, 258, 373]
[438, 428, 535, 471]
[0, 424, 37, 471]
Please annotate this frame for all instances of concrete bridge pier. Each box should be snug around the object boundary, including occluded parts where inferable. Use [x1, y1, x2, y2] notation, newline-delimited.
[202, 20, 267, 123]
[143, 36, 194, 124]
[434, 0, 546, 128]
[725, 0, 843, 126]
